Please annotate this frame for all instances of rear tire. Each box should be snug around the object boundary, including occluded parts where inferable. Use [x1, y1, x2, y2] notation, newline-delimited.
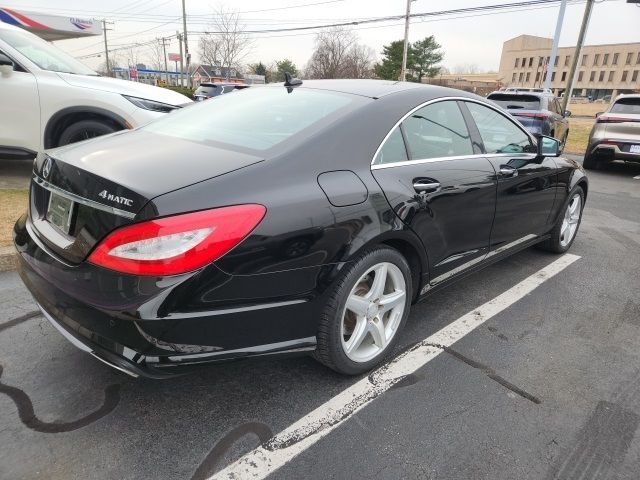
[57, 120, 117, 147]
[539, 186, 584, 253]
[315, 247, 412, 375]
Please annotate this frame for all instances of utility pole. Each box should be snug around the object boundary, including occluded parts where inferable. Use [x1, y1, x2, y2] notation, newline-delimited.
[160, 37, 170, 85]
[181, 0, 190, 88]
[102, 20, 113, 77]
[543, 0, 567, 91]
[177, 31, 184, 87]
[561, 0, 594, 112]
[399, 0, 413, 81]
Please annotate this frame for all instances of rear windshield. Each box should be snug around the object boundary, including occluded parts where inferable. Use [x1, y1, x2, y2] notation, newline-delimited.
[610, 98, 640, 115]
[143, 86, 358, 151]
[488, 94, 541, 110]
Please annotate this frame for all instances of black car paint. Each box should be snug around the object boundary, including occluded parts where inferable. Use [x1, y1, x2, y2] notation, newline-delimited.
[14, 80, 588, 378]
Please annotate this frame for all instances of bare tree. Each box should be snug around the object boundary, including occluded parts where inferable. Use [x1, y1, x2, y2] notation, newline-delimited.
[198, 34, 222, 67]
[305, 27, 375, 79]
[305, 27, 355, 79]
[453, 63, 480, 74]
[343, 43, 375, 79]
[147, 39, 166, 70]
[206, 6, 252, 79]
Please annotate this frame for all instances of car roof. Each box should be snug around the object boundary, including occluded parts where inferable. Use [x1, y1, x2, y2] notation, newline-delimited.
[613, 93, 640, 101]
[271, 79, 480, 100]
[198, 82, 247, 87]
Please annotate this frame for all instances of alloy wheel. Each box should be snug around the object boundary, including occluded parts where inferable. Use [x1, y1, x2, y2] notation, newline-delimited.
[560, 193, 582, 247]
[340, 262, 407, 363]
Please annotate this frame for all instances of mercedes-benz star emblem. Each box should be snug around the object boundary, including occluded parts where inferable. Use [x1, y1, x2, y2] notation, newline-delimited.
[42, 156, 52, 179]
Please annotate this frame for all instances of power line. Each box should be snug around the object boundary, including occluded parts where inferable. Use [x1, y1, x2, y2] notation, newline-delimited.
[75, 0, 586, 60]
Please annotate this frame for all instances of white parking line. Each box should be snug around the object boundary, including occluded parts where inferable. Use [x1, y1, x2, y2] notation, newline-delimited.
[210, 253, 581, 480]
[633, 175, 640, 180]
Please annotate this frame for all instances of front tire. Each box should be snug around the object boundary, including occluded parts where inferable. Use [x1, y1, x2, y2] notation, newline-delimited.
[57, 119, 118, 147]
[315, 247, 412, 375]
[539, 186, 584, 253]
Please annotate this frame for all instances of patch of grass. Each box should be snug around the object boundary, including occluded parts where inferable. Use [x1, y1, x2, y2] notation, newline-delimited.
[565, 118, 594, 156]
[568, 102, 609, 118]
[0, 189, 28, 247]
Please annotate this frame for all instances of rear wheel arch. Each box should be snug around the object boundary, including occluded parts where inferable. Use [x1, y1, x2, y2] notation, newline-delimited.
[44, 107, 128, 149]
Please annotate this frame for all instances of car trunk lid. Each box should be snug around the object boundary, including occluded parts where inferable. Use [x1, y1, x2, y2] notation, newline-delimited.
[29, 130, 264, 264]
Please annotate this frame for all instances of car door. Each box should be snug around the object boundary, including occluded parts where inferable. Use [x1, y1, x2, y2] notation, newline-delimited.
[461, 100, 558, 251]
[548, 98, 568, 141]
[0, 47, 40, 155]
[371, 99, 497, 285]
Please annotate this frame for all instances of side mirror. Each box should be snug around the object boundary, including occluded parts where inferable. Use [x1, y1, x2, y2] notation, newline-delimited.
[595, 111, 604, 118]
[536, 135, 560, 157]
[0, 52, 14, 76]
[564, 110, 572, 117]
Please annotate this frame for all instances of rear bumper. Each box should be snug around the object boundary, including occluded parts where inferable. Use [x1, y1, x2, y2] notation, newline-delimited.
[14, 214, 320, 378]
[589, 140, 640, 163]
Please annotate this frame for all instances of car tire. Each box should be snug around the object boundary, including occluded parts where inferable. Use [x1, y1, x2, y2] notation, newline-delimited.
[539, 185, 585, 254]
[582, 153, 602, 170]
[57, 120, 118, 147]
[314, 246, 413, 375]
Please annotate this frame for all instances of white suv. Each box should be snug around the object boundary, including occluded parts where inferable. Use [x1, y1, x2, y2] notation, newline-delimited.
[0, 22, 191, 159]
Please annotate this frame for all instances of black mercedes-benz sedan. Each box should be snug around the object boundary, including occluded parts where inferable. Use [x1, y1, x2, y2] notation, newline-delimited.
[14, 79, 587, 378]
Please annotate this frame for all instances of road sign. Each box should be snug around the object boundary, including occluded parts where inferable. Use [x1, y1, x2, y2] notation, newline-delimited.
[168, 53, 181, 62]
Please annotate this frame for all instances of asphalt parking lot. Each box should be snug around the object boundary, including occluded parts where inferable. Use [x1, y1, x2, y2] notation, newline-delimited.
[1, 156, 639, 480]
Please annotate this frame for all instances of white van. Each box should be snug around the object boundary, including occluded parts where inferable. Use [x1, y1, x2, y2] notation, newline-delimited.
[0, 22, 191, 159]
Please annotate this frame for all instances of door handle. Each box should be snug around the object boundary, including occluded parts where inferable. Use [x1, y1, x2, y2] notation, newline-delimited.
[413, 181, 441, 193]
[499, 166, 518, 177]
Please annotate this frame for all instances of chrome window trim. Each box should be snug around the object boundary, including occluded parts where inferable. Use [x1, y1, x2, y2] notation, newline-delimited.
[33, 175, 136, 220]
[370, 96, 536, 168]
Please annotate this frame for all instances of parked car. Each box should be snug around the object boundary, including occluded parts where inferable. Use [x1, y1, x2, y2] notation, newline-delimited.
[584, 94, 640, 169]
[14, 79, 587, 378]
[194, 82, 249, 101]
[487, 90, 571, 149]
[0, 22, 191, 159]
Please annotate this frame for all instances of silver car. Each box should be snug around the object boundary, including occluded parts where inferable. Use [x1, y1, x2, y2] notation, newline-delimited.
[584, 94, 640, 169]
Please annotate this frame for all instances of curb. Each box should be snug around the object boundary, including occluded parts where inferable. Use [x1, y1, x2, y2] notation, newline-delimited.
[0, 246, 17, 272]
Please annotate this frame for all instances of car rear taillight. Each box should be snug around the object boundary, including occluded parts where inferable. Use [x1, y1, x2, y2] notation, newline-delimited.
[596, 115, 639, 124]
[512, 112, 549, 120]
[88, 204, 266, 276]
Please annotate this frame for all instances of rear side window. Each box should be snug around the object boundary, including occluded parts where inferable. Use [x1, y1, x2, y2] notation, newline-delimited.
[143, 87, 358, 151]
[402, 101, 473, 159]
[466, 102, 533, 154]
[610, 97, 640, 114]
[487, 94, 541, 111]
[374, 127, 408, 164]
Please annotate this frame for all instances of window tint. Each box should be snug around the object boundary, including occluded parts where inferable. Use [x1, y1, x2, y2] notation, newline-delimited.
[143, 87, 358, 151]
[402, 101, 473, 159]
[487, 94, 540, 110]
[610, 97, 640, 115]
[465, 102, 533, 154]
[374, 127, 408, 164]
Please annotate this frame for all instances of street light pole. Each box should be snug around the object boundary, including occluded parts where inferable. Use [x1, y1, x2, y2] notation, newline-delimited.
[561, 0, 594, 112]
[160, 38, 170, 85]
[182, 0, 191, 88]
[177, 31, 184, 87]
[543, 0, 567, 92]
[102, 19, 113, 77]
[399, 0, 413, 81]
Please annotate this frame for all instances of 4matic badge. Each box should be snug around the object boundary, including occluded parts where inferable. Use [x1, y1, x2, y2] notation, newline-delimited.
[98, 190, 133, 207]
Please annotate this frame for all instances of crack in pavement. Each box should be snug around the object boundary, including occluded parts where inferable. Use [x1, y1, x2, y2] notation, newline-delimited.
[427, 343, 542, 404]
[0, 310, 41, 334]
[191, 422, 273, 480]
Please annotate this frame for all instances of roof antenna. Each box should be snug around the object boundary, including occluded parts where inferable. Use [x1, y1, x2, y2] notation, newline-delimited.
[284, 72, 303, 90]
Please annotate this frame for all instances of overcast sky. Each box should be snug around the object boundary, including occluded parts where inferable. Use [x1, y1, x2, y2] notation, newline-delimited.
[3, 0, 640, 72]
